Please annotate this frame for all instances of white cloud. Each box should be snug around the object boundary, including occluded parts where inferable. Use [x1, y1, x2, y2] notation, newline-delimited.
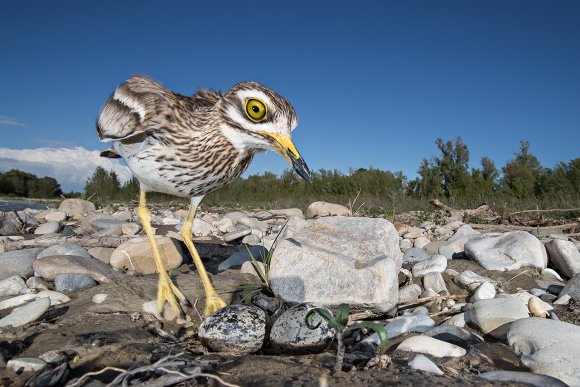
[0, 147, 132, 192]
[0, 116, 26, 127]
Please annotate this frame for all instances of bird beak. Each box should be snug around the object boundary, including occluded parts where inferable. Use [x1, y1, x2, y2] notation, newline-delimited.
[259, 132, 312, 182]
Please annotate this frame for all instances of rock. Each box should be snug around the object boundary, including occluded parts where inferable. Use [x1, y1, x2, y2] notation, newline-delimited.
[402, 248, 432, 264]
[218, 245, 267, 271]
[396, 336, 466, 357]
[528, 295, 550, 317]
[44, 211, 66, 222]
[121, 222, 141, 236]
[26, 276, 48, 290]
[554, 294, 571, 305]
[6, 358, 47, 372]
[541, 268, 564, 281]
[545, 239, 580, 278]
[477, 371, 567, 387]
[558, 274, 580, 301]
[472, 281, 496, 301]
[92, 293, 108, 304]
[91, 218, 123, 231]
[508, 317, 580, 386]
[109, 236, 183, 274]
[34, 221, 61, 235]
[0, 212, 23, 235]
[0, 248, 44, 280]
[39, 350, 67, 365]
[223, 229, 252, 243]
[270, 217, 401, 312]
[395, 223, 409, 235]
[270, 303, 335, 353]
[398, 284, 422, 304]
[399, 239, 413, 251]
[54, 273, 97, 292]
[443, 312, 468, 328]
[37, 243, 92, 260]
[241, 234, 261, 245]
[453, 270, 493, 291]
[448, 224, 480, 242]
[58, 198, 95, 218]
[271, 208, 304, 218]
[385, 313, 436, 339]
[423, 240, 447, 255]
[240, 260, 265, 277]
[237, 217, 268, 230]
[191, 218, 217, 237]
[0, 297, 51, 327]
[413, 236, 430, 249]
[464, 231, 547, 271]
[33, 255, 119, 283]
[0, 275, 26, 296]
[213, 218, 237, 233]
[305, 201, 351, 219]
[468, 298, 530, 338]
[36, 290, 70, 305]
[88, 247, 115, 263]
[408, 354, 444, 375]
[198, 304, 266, 353]
[422, 272, 448, 294]
[423, 325, 483, 347]
[162, 216, 181, 225]
[411, 255, 447, 277]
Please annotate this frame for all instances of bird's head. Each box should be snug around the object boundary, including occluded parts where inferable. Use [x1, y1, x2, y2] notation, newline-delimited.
[217, 81, 311, 182]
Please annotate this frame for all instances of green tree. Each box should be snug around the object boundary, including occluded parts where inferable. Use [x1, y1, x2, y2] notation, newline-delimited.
[85, 166, 121, 200]
[501, 141, 544, 199]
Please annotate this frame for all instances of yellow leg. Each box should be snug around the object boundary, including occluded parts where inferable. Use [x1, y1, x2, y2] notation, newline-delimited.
[181, 196, 226, 316]
[137, 191, 189, 319]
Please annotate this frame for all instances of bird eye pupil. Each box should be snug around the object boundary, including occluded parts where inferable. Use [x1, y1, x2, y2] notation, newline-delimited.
[252, 106, 260, 113]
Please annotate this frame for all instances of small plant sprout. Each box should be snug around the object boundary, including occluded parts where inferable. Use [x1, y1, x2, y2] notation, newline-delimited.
[305, 303, 388, 372]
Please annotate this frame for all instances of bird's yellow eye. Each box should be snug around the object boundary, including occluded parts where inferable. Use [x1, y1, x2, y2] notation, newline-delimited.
[245, 98, 267, 122]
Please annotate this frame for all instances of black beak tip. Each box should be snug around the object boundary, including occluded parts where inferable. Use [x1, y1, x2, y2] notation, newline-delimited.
[288, 151, 312, 183]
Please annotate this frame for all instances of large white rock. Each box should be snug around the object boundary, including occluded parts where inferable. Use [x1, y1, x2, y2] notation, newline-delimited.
[270, 216, 402, 312]
[411, 254, 447, 277]
[469, 298, 530, 337]
[464, 231, 547, 271]
[508, 317, 580, 386]
[545, 239, 580, 278]
[396, 335, 466, 357]
[58, 198, 95, 218]
[0, 297, 51, 327]
[305, 201, 351, 219]
[408, 354, 444, 375]
[109, 236, 183, 274]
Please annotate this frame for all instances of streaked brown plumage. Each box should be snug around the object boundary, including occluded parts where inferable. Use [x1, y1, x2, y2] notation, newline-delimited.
[96, 75, 310, 317]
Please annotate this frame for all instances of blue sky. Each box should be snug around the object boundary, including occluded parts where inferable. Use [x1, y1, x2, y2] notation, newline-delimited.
[1, 1, 579, 191]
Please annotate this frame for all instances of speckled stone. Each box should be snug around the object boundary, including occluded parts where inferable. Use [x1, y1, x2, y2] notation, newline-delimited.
[270, 303, 334, 353]
[198, 304, 266, 353]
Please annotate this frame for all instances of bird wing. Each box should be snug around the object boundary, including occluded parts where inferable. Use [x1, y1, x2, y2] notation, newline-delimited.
[96, 76, 177, 142]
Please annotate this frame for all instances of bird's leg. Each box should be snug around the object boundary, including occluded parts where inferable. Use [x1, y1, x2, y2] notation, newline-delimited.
[136, 191, 189, 319]
[181, 196, 227, 316]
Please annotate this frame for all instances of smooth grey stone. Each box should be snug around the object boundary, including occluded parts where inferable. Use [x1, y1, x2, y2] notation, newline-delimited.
[423, 325, 483, 347]
[0, 297, 50, 327]
[529, 288, 546, 297]
[6, 357, 47, 372]
[90, 218, 123, 231]
[469, 298, 530, 338]
[403, 248, 432, 264]
[398, 284, 422, 304]
[422, 272, 448, 294]
[54, 273, 97, 292]
[453, 270, 493, 291]
[545, 239, 580, 278]
[447, 224, 480, 242]
[60, 226, 75, 236]
[472, 281, 496, 301]
[411, 254, 447, 277]
[269, 303, 334, 353]
[37, 243, 92, 260]
[508, 317, 580, 386]
[540, 293, 557, 303]
[218, 245, 268, 271]
[408, 354, 443, 375]
[34, 221, 61, 235]
[33, 255, 120, 283]
[198, 304, 266, 353]
[397, 335, 466, 357]
[0, 275, 26, 296]
[558, 274, 580, 301]
[477, 371, 567, 387]
[222, 228, 252, 243]
[0, 248, 44, 280]
[58, 199, 95, 217]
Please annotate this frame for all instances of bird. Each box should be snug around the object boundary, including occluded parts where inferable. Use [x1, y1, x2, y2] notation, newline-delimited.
[96, 75, 311, 318]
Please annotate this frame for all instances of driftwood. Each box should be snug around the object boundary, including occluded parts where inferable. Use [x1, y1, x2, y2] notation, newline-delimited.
[469, 223, 578, 238]
[1, 235, 131, 251]
[428, 199, 496, 222]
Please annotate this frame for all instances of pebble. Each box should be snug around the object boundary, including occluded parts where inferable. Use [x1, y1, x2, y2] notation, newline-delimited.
[399, 238, 413, 251]
[398, 284, 422, 304]
[396, 335, 466, 357]
[408, 354, 444, 375]
[413, 236, 430, 249]
[269, 303, 335, 353]
[33, 255, 120, 283]
[44, 211, 66, 222]
[198, 304, 266, 353]
[545, 239, 580, 278]
[468, 297, 530, 338]
[508, 317, 580, 386]
[453, 270, 492, 291]
[92, 293, 108, 304]
[34, 221, 61, 235]
[477, 371, 567, 386]
[237, 217, 268, 230]
[54, 273, 97, 292]
[423, 240, 446, 255]
[541, 268, 564, 281]
[422, 272, 448, 294]
[402, 248, 432, 264]
[558, 274, 580, 301]
[0, 275, 26, 296]
[385, 313, 436, 339]
[39, 350, 67, 365]
[37, 243, 92, 260]
[121, 222, 141, 236]
[241, 233, 261, 245]
[411, 254, 447, 277]
[6, 358, 47, 372]
[554, 294, 571, 305]
[528, 295, 550, 317]
[223, 229, 251, 243]
[218, 245, 268, 271]
[90, 218, 123, 231]
[58, 198, 95, 218]
[270, 208, 304, 218]
[0, 297, 51, 327]
[472, 281, 496, 301]
[26, 276, 48, 290]
[109, 236, 182, 275]
[88, 247, 115, 263]
[240, 260, 265, 277]
[305, 201, 351, 218]
[423, 325, 482, 347]
[0, 247, 44, 280]
[0, 291, 70, 311]
[190, 218, 218, 236]
[464, 231, 547, 271]
[213, 218, 237, 233]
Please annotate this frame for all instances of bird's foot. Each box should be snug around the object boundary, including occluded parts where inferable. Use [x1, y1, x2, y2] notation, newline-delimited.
[157, 273, 190, 320]
[204, 293, 227, 316]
